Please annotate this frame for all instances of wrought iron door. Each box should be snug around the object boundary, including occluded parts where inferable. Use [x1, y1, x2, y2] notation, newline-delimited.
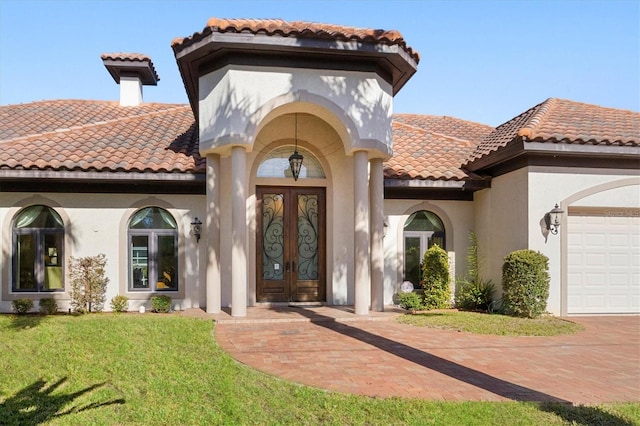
[257, 187, 325, 302]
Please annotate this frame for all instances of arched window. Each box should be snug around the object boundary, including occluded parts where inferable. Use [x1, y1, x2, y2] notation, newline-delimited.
[128, 207, 178, 292]
[257, 146, 325, 179]
[403, 210, 446, 288]
[12, 205, 65, 292]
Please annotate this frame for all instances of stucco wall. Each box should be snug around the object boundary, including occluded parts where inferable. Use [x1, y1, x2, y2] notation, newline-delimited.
[198, 66, 394, 157]
[527, 167, 640, 315]
[0, 192, 205, 313]
[383, 199, 474, 304]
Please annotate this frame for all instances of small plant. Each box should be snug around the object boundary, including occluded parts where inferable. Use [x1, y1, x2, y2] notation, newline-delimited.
[421, 244, 451, 309]
[12, 298, 34, 314]
[455, 231, 495, 311]
[39, 298, 58, 315]
[151, 295, 172, 313]
[397, 291, 424, 312]
[502, 249, 550, 318]
[69, 254, 109, 313]
[110, 295, 129, 313]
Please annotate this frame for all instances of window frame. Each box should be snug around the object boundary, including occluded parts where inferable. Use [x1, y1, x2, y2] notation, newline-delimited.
[127, 208, 179, 292]
[402, 211, 446, 287]
[11, 207, 65, 293]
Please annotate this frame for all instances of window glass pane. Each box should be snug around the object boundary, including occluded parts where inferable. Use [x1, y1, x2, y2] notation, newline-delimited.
[404, 236, 421, 287]
[297, 194, 319, 280]
[262, 194, 284, 281]
[15, 205, 63, 229]
[43, 233, 63, 290]
[17, 234, 36, 290]
[156, 235, 177, 290]
[131, 235, 149, 289]
[130, 207, 176, 230]
[257, 146, 325, 179]
[404, 211, 444, 232]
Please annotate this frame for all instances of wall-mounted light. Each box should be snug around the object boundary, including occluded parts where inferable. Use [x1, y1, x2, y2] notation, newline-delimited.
[383, 221, 389, 238]
[544, 204, 564, 235]
[190, 217, 202, 243]
[288, 113, 304, 181]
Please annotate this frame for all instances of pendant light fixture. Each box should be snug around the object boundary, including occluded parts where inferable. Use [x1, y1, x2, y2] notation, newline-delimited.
[288, 113, 304, 181]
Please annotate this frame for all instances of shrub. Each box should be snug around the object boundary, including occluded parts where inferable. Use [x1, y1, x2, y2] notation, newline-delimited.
[39, 298, 58, 315]
[456, 279, 495, 311]
[397, 291, 424, 312]
[110, 295, 129, 313]
[12, 298, 34, 314]
[502, 249, 550, 318]
[455, 231, 495, 311]
[151, 295, 172, 313]
[421, 244, 451, 309]
[69, 254, 109, 313]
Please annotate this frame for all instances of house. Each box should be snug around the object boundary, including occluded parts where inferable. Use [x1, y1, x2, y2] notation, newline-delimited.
[1, 18, 638, 316]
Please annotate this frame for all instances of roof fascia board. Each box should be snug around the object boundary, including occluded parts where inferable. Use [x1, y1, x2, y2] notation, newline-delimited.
[0, 170, 203, 182]
[384, 178, 490, 190]
[524, 141, 640, 157]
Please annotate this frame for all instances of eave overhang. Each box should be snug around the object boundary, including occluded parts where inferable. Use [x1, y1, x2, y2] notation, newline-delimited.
[172, 32, 418, 119]
[466, 138, 640, 177]
[384, 177, 491, 201]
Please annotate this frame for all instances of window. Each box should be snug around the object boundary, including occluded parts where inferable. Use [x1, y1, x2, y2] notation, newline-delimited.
[257, 145, 325, 179]
[12, 205, 65, 292]
[403, 210, 445, 288]
[128, 207, 178, 292]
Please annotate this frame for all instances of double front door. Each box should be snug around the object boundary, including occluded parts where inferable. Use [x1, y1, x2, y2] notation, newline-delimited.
[257, 187, 325, 302]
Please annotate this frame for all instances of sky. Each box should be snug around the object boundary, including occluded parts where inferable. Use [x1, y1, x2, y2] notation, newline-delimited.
[1, 0, 638, 126]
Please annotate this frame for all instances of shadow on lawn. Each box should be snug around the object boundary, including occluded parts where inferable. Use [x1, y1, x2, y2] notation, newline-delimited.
[539, 402, 635, 426]
[8, 314, 46, 330]
[0, 377, 125, 425]
[291, 307, 632, 424]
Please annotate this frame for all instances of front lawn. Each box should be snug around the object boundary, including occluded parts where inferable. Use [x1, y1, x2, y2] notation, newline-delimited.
[397, 310, 584, 336]
[0, 314, 635, 425]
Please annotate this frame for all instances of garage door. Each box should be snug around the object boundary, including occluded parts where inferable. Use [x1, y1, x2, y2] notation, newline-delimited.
[567, 208, 640, 314]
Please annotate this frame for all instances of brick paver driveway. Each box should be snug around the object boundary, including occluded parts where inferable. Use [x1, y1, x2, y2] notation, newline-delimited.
[212, 309, 639, 403]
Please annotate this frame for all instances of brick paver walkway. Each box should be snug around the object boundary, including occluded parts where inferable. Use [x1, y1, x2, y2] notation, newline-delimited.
[188, 307, 640, 403]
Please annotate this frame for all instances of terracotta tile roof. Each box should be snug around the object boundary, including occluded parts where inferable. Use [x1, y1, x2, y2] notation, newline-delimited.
[467, 98, 640, 163]
[386, 116, 490, 181]
[101, 52, 160, 85]
[171, 17, 420, 63]
[0, 100, 202, 174]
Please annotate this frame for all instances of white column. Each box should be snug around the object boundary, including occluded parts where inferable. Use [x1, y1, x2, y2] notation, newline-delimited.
[231, 146, 247, 317]
[370, 158, 384, 312]
[205, 155, 221, 314]
[354, 150, 370, 315]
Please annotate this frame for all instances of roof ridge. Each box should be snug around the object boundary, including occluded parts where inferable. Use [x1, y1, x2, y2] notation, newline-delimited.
[516, 97, 557, 139]
[0, 104, 192, 145]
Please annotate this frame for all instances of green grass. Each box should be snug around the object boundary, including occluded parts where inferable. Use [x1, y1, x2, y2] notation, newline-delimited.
[397, 310, 585, 336]
[0, 314, 636, 425]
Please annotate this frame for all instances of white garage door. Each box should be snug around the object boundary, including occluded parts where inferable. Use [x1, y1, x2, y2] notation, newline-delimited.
[567, 209, 640, 314]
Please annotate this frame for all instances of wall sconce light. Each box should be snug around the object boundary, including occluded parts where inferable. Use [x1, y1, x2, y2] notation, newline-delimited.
[288, 113, 304, 181]
[190, 217, 202, 243]
[383, 221, 389, 238]
[544, 204, 564, 235]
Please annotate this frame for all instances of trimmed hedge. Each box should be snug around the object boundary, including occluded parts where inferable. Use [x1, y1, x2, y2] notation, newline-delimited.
[502, 249, 550, 318]
[421, 244, 451, 309]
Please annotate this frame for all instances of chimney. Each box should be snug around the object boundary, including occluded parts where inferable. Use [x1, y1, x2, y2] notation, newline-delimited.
[101, 53, 159, 106]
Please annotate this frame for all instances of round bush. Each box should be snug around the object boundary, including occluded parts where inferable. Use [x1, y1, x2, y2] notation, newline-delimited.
[151, 295, 172, 313]
[502, 249, 550, 318]
[12, 298, 34, 314]
[110, 295, 129, 313]
[397, 291, 424, 312]
[39, 298, 58, 315]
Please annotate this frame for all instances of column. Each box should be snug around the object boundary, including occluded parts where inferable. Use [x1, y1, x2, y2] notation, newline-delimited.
[369, 158, 384, 312]
[231, 146, 247, 317]
[354, 150, 370, 315]
[205, 154, 221, 314]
